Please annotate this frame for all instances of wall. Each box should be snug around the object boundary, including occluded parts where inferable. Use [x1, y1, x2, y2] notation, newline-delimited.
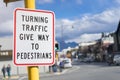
[0, 60, 49, 76]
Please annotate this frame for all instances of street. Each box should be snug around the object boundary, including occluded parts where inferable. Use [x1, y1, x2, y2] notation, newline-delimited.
[41, 62, 120, 80]
[20, 61, 120, 80]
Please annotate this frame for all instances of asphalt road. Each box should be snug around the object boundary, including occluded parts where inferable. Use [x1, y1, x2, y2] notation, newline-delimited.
[18, 61, 120, 80]
[40, 62, 120, 80]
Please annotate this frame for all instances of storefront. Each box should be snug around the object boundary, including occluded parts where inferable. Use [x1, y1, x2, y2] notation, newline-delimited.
[0, 50, 12, 61]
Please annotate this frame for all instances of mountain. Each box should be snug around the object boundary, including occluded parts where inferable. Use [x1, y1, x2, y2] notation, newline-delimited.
[56, 38, 78, 51]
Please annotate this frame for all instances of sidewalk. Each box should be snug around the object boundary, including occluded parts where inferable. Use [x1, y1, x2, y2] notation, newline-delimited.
[40, 66, 80, 77]
[0, 66, 79, 80]
[0, 75, 19, 80]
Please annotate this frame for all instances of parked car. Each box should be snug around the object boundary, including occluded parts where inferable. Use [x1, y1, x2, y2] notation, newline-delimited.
[106, 52, 120, 66]
[63, 58, 72, 68]
[113, 54, 120, 65]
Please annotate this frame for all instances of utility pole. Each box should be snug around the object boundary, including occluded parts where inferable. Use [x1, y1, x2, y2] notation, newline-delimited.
[3, 0, 40, 80]
[61, 25, 74, 51]
[24, 1, 39, 80]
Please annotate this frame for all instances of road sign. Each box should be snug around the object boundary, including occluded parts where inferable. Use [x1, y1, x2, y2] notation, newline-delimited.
[13, 8, 55, 66]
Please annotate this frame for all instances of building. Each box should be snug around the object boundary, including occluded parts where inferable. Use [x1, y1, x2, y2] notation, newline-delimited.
[0, 36, 49, 76]
[113, 21, 120, 51]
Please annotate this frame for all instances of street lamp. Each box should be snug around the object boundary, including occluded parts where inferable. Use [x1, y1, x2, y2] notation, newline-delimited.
[60, 25, 74, 51]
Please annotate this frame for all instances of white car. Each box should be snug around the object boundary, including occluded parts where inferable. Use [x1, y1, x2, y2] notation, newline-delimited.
[63, 58, 72, 68]
[113, 54, 120, 65]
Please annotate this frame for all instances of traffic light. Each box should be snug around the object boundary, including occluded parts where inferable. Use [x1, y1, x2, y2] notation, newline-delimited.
[55, 43, 60, 51]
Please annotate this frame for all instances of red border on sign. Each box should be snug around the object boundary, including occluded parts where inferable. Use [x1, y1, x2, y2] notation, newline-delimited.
[14, 8, 55, 66]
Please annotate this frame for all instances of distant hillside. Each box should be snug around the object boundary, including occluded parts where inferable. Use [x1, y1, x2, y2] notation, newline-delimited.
[56, 38, 78, 51]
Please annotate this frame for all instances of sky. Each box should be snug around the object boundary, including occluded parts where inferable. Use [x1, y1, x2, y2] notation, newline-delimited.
[0, 0, 120, 44]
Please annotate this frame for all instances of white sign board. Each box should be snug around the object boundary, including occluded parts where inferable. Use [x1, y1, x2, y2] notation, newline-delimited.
[13, 8, 55, 66]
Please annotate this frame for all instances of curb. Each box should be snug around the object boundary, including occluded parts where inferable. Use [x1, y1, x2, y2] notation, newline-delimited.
[0, 75, 19, 80]
[6, 66, 80, 80]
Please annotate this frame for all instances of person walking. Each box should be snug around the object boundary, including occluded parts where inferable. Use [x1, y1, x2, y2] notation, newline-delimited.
[6, 64, 11, 78]
[59, 61, 64, 72]
[1, 65, 6, 79]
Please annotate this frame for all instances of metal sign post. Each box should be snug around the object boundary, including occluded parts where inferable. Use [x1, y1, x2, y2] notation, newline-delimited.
[4, 0, 55, 80]
[13, 0, 55, 80]
[24, 1, 39, 80]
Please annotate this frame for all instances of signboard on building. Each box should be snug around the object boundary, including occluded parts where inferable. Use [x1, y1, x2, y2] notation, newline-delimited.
[13, 8, 55, 66]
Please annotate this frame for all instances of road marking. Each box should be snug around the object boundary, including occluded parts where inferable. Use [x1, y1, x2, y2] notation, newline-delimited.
[19, 76, 27, 80]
